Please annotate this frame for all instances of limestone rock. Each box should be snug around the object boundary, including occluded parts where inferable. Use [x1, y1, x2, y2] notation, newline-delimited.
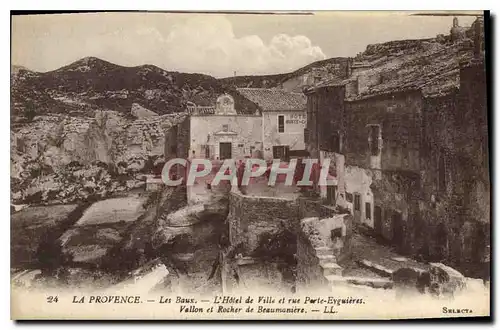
[428, 262, 466, 298]
[131, 103, 158, 118]
[11, 112, 188, 205]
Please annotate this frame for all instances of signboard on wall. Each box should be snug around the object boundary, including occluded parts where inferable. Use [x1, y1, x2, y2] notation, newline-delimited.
[285, 113, 306, 125]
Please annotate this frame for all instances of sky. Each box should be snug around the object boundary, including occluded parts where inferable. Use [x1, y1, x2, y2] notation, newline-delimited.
[11, 11, 480, 78]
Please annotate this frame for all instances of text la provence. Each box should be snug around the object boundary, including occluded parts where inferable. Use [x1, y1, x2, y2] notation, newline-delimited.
[72, 296, 142, 304]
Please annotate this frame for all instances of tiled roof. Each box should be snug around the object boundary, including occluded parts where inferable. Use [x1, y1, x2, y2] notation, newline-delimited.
[237, 88, 306, 112]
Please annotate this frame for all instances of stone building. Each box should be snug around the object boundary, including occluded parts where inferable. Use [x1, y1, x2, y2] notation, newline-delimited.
[236, 88, 307, 160]
[187, 94, 262, 160]
[184, 88, 308, 161]
[303, 16, 489, 275]
[418, 56, 489, 275]
[164, 90, 307, 202]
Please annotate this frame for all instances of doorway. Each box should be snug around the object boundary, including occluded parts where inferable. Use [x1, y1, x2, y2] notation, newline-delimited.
[219, 142, 232, 160]
[374, 206, 382, 236]
[391, 211, 404, 248]
[273, 145, 290, 161]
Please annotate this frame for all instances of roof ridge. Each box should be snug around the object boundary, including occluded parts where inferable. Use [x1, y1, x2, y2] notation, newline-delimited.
[237, 87, 305, 95]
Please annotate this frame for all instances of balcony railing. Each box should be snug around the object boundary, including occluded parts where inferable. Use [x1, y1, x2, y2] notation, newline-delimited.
[186, 105, 216, 115]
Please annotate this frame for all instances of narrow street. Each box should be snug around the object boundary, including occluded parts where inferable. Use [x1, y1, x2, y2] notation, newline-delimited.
[342, 231, 429, 278]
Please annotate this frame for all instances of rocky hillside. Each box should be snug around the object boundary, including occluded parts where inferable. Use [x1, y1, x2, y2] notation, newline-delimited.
[219, 57, 351, 90]
[10, 57, 262, 205]
[11, 57, 259, 120]
[11, 111, 187, 205]
[222, 17, 484, 98]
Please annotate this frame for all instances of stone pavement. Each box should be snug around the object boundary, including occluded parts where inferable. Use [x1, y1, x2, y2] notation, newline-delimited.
[341, 231, 429, 278]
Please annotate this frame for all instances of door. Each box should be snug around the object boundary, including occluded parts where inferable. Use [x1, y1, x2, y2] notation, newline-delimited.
[391, 211, 404, 248]
[219, 142, 232, 160]
[374, 206, 382, 236]
[326, 185, 336, 206]
[273, 145, 290, 161]
[353, 193, 361, 223]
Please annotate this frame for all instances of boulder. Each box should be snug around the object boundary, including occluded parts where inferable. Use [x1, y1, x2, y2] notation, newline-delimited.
[392, 267, 430, 296]
[428, 262, 466, 298]
[131, 103, 159, 118]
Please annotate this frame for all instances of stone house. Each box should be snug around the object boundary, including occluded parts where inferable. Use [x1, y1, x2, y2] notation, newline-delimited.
[237, 88, 307, 161]
[305, 82, 422, 245]
[303, 17, 489, 275]
[179, 90, 307, 162]
[418, 57, 489, 275]
[187, 94, 262, 161]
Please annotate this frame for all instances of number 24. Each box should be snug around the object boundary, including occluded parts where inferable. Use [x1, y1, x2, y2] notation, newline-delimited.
[46, 296, 59, 303]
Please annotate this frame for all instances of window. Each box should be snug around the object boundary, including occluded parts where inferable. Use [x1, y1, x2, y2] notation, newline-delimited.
[331, 228, 343, 239]
[346, 193, 353, 203]
[278, 115, 285, 133]
[354, 194, 361, 211]
[368, 125, 381, 156]
[365, 202, 372, 220]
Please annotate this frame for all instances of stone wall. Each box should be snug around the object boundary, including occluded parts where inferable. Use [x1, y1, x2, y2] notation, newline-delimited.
[227, 191, 300, 255]
[296, 215, 352, 292]
[344, 90, 422, 173]
[416, 60, 490, 276]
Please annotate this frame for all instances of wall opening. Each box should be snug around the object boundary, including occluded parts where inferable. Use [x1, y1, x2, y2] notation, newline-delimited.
[220, 142, 232, 160]
[326, 185, 337, 206]
[273, 145, 290, 161]
[331, 227, 343, 239]
[278, 115, 285, 133]
[374, 206, 382, 235]
[391, 210, 404, 248]
[354, 193, 361, 211]
[365, 202, 372, 220]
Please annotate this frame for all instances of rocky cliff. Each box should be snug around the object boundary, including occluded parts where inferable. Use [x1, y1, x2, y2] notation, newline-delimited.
[11, 111, 187, 205]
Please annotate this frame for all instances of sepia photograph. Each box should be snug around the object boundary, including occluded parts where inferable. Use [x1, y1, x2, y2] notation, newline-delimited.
[9, 9, 490, 320]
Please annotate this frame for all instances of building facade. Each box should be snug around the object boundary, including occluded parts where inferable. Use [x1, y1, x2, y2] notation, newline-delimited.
[188, 94, 262, 160]
[237, 88, 307, 160]
[303, 17, 489, 275]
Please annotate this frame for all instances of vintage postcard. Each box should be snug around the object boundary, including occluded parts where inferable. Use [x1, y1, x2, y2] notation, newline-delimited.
[10, 10, 490, 320]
